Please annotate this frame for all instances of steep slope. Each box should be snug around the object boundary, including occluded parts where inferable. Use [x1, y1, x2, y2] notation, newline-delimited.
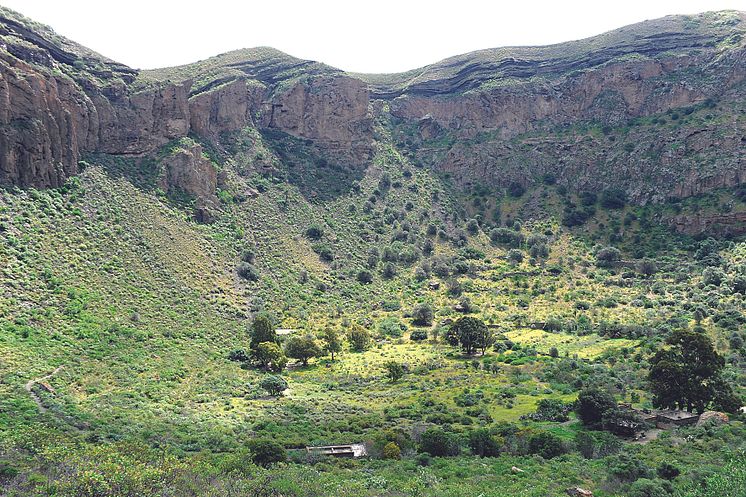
[1, 7, 744, 217]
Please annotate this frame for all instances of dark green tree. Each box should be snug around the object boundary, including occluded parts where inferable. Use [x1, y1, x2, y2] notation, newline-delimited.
[284, 334, 322, 366]
[250, 314, 277, 350]
[246, 439, 287, 467]
[575, 387, 617, 426]
[419, 428, 460, 457]
[259, 375, 288, 396]
[253, 342, 287, 372]
[649, 330, 735, 413]
[468, 428, 501, 457]
[447, 317, 494, 355]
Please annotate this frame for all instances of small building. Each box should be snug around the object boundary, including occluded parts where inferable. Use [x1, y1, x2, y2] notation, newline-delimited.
[306, 443, 368, 459]
[276, 328, 296, 336]
[655, 410, 699, 428]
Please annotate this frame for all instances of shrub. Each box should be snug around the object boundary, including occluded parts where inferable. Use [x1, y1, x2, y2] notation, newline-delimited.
[657, 462, 681, 480]
[596, 246, 621, 267]
[228, 349, 250, 362]
[237, 263, 260, 281]
[627, 478, 672, 497]
[468, 428, 501, 457]
[412, 303, 434, 326]
[259, 375, 288, 397]
[600, 189, 627, 209]
[419, 428, 460, 456]
[383, 442, 401, 460]
[508, 182, 526, 198]
[305, 224, 324, 240]
[378, 317, 405, 338]
[253, 342, 287, 372]
[410, 329, 428, 341]
[246, 439, 287, 467]
[348, 325, 371, 351]
[383, 361, 405, 382]
[357, 270, 373, 284]
[528, 431, 567, 459]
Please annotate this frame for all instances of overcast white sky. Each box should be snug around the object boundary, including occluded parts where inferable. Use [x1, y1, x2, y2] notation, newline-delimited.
[2, 0, 745, 73]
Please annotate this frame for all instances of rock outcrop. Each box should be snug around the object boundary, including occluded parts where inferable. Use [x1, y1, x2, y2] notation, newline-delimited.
[158, 142, 220, 223]
[0, 6, 744, 223]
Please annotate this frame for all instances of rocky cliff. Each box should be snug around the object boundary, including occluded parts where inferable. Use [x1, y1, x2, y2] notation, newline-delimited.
[0, 6, 744, 215]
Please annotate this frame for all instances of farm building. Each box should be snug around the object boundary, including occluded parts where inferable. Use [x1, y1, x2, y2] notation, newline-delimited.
[306, 443, 368, 458]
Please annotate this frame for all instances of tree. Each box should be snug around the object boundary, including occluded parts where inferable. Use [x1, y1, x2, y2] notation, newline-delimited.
[411, 303, 434, 326]
[575, 388, 617, 426]
[253, 342, 287, 372]
[383, 361, 405, 382]
[246, 439, 287, 467]
[305, 224, 324, 240]
[419, 428, 460, 457]
[507, 249, 524, 265]
[321, 328, 342, 361]
[259, 375, 288, 396]
[284, 335, 322, 366]
[348, 325, 371, 352]
[250, 314, 277, 350]
[468, 428, 501, 457]
[237, 263, 260, 281]
[648, 330, 734, 413]
[447, 317, 494, 355]
[356, 270, 373, 284]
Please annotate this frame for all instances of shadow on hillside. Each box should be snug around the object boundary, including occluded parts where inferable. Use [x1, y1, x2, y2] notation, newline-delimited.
[260, 129, 366, 202]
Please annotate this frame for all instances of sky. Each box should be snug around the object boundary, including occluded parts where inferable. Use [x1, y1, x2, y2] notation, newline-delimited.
[2, 0, 745, 73]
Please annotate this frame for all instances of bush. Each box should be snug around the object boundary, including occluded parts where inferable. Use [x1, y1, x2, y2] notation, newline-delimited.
[600, 189, 627, 209]
[468, 428, 501, 457]
[348, 325, 371, 351]
[527, 431, 567, 459]
[522, 398, 571, 422]
[410, 329, 428, 341]
[228, 349, 250, 362]
[412, 303, 434, 326]
[596, 246, 621, 267]
[383, 442, 401, 459]
[356, 270, 373, 284]
[237, 262, 260, 281]
[259, 375, 288, 396]
[246, 439, 287, 467]
[383, 361, 405, 382]
[378, 317, 405, 338]
[627, 478, 672, 497]
[657, 462, 681, 480]
[575, 431, 622, 459]
[419, 428, 461, 456]
[508, 182, 526, 198]
[284, 335, 322, 366]
[305, 224, 324, 240]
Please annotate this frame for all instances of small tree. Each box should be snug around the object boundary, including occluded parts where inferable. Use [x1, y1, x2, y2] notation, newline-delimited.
[412, 303, 434, 326]
[284, 334, 322, 366]
[383, 361, 405, 382]
[575, 387, 616, 426]
[321, 328, 342, 361]
[250, 314, 277, 350]
[448, 317, 493, 355]
[349, 325, 371, 352]
[259, 375, 288, 396]
[254, 342, 287, 372]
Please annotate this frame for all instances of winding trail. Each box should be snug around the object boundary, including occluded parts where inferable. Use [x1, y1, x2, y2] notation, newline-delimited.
[24, 365, 64, 412]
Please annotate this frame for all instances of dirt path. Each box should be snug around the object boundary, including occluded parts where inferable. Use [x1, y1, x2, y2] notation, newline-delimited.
[24, 365, 64, 413]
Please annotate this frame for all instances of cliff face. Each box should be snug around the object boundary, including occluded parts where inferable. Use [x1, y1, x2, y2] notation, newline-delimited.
[0, 7, 744, 220]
